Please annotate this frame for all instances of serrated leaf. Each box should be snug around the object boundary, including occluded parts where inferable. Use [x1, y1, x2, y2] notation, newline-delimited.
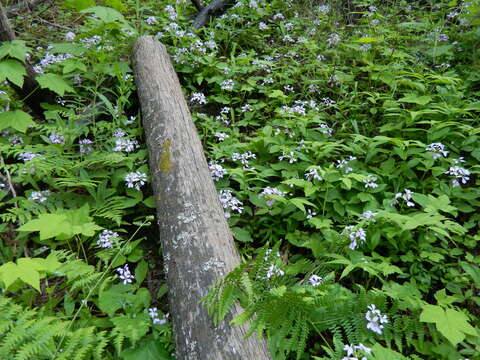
[50, 43, 86, 56]
[420, 304, 477, 345]
[37, 73, 75, 96]
[0, 60, 26, 87]
[0, 259, 42, 291]
[0, 40, 29, 61]
[0, 110, 36, 133]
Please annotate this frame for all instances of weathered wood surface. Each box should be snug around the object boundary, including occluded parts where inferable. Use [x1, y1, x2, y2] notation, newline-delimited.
[133, 36, 271, 360]
[192, 0, 236, 28]
[0, 3, 55, 118]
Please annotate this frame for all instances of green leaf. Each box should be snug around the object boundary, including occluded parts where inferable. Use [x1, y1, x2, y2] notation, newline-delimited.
[135, 260, 148, 285]
[420, 304, 477, 345]
[0, 60, 26, 87]
[63, 0, 96, 11]
[0, 40, 29, 61]
[112, 315, 150, 345]
[37, 73, 75, 96]
[0, 258, 43, 291]
[0, 110, 36, 133]
[50, 43, 86, 56]
[354, 36, 383, 43]
[120, 335, 172, 360]
[81, 6, 126, 23]
[398, 94, 432, 105]
[232, 227, 253, 243]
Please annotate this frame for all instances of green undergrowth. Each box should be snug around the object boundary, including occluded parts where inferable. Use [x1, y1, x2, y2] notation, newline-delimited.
[1, 0, 480, 359]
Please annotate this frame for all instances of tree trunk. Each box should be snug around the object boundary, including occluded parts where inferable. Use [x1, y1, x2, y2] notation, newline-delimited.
[132, 36, 271, 360]
[0, 3, 55, 118]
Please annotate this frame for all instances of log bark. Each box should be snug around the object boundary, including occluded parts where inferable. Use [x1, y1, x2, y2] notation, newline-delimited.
[133, 36, 271, 360]
[192, 0, 236, 28]
[0, 3, 56, 118]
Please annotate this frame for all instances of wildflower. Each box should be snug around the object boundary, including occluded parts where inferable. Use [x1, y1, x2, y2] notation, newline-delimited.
[368, 5, 377, 12]
[342, 343, 372, 360]
[220, 79, 234, 90]
[437, 33, 449, 42]
[363, 175, 378, 189]
[266, 264, 284, 279]
[190, 92, 207, 104]
[318, 5, 330, 14]
[97, 229, 119, 248]
[8, 135, 23, 146]
[18, 152, 40, 161]
[447, 10, 459, 19]
[273, 13, 285, 21]
[220, 106, 230, 114]
[306, 209, 317, 220]
[370, 19, 380, 26]
[283, 84, 294, 92]
[361, 210, 377, 220]
[116, 264, 134, 284]
[343, 226, 367, 250]
[218, 190, 244, 218]
[145, 16, 157, 25]
[79, 139, 93, 154]
[164, 5, 177, 20]
[327, 33, 341, 47]
[394, 189, 415, 207]
[65, 31, 76, 40]
[49, 133, 65, 144]
[214, 132, 229, 142]
[125, 171, 148, 190]
[113, 138, 139, 153]
[360, 43, 372, 51]
[241, 103, 253, 112]
[148, 307, 168, 325]
[321, 97, 336, 106]
[444, 166, 470, 187]
[232, 151, 256, 168]
[336, 156, 356, 174]
[260, 187, 285, 206]
[305, 168, 322, 181]
[426, 142, 448, 159]
[29, 190, 50, 203]
[365, 304, 388, 335]
[319, 123, 333, 137]
[113, 128, 126, 137]
[308, 274, 323, 286]
[259, 22, 268, 30]
[209, 161, 226, 181]
[278, 151, 298, 163]
[453, 157, 465, 164]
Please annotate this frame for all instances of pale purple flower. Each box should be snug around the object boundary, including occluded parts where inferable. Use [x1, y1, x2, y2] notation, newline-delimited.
[113, 138, 139, 153]
[125, 171, 147, 190]
[426, 142, 449, 159]
[220, 79, 234, 90]
[343, 226, 367, 250]
[116, 264, 134, 284]
[190, 92, 207, 104]
[97, 229, 119, 248]
[365, 304, 388, 335]
[49, 133, 65, 144]
[260, 187, 284, 206]
[363, 175, 378, 189]
[306, 209, 317, 220]
[209, 161, 226, 181]
[29, 190, 50, 203]
[145, 16, 157, 25]
[214, 132, 229, 142]
[305, 168, 322, 181]
[394, 189, 415, 207]
[444, 166, 470, 187]
[308, 274, 323, 286]
[218, 190, 243, 218]
[79, 139, 93, 154]
[65, 31, 76, 40]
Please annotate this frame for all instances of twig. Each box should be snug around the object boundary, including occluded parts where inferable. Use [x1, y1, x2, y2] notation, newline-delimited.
[0, 155, 17, 199]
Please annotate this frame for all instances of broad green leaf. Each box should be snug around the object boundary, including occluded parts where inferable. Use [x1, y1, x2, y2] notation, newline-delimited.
[354, 36, 383, 43]
[111, 315, 150, 345]
[37, 73, 74, 96]
[0, 60, 26, 87]
[50, 43, 86, 56]
[0, 110, 35, 133]
[420, 304, 477, 345]
[63, 0, 95, 11]
[81, 6, 126, 23]
[412, 194, 457, 215]
[0, 258, 42, 291]
[120, 335, 172, 360]
[19, 213, 70, 240]
[398, 94, 432, 105]
[135, 260, 148, 285]
[0, 40, 29, 61]
[232, 227, 253, 242]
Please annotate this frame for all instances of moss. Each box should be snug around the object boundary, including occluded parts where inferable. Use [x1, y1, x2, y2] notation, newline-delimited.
[159, 139, 173, 174]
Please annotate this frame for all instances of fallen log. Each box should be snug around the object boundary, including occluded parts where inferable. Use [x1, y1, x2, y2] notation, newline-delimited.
[0, 3, 56, 118]
[192, 0, 236, 28]
[133, 36, 271, 360]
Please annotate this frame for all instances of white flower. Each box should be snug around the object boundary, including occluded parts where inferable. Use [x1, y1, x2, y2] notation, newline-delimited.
[318, 5, 330, 14]
[343, 226, 367, 250]
[190, 92, 207, 104]
[148, 307, 159, 319]
[232, 151, 256, 168]
[426, 142, 449, 159]
[266, 264, 284, 279]
[65, 31, 76, 40]
[342, 343, 372, 360]
[363, 175, 378, 189]
[361, 210, 377, 220]
[308, 274, 323, 286]
[145, 16, 157, 25]
[209, 161, 226, 181]
[164, 5, 177, 20]
[259, 22, 268, 30]
[8, 135, 23, 146]
[214, 132, 229, 142]
[49, 133, 65, 144]
[113, 138, 139, 153]
[113, 128, 126, 137]
[79, 139, 93, 154]
[240, 103, 253, 112]
[444, 166, 470, 187]
[29, 190, 50, 203]
[260, 187, 284, 206]
[437, 33, 449, 42]
[305, 168, 322, 181]
[97, 229, 119, 248]
[319, 123, 334, 137]
[306, 209, 317, 220]
[336, 156, 356, 174]
[365, 304, 388, 335]
[125, 171, 147, 190]
[327, 33, 341, 47]
[394, 189, 415, 207]
[218, 190, 243, 218]
[220, 79, 234, 90]
[278, 151, 298, 163]
[18, 152, 40, 161]
[116, 264, 134, 284]
[272, 13, 285, 21]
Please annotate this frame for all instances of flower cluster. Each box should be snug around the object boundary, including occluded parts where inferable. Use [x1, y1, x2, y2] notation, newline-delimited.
[363, 175, 378, 189]
[148, 307, 169, 325]
[232, 151, 256, 168]
[218, 190, 244, 218]
[444, 166, 470, 187]
[18, 152, 40, 161]
[308, 274, 323, 286]
[113, 138, 139, 153]
[305, 168, 322, 181]
[190, 92, 207, 104]
[29, 190, 50, 203]
[214, 132, 229, 141]
[220, 79, 235, 90]
[426, 142, 449, 159]
[116, 264, 134, 284]
[145, 16, 157, 25]
[209, 161, 227, 181]
[79, 139, 93, 154]
[365, 304, 388, 334]
[360, 210, 377, 220]
[97, 230, 119, 248]
[327, 33, 341, 46]
[342, 343, 372, 360]
[336, 156, 356, 173]
[8, 135, 23, 146]
[49, 133, 65, 144]
[125, 171, 147, 190]
[393, 189, 415, 207]
[318, 123, 334, 137]
[278, 151, 298, 163]
[33, 51, 72, 73]
[266, 264, 285, 279]
[164, 5, 177, 20]
[260, 187, 285, 206]
[343, 226, 367, 250]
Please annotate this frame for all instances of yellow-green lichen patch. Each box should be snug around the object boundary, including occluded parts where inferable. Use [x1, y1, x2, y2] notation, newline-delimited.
[159, 138, 173, 174]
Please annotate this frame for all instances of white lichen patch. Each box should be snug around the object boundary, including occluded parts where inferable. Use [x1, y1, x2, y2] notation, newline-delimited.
[202, 258, 226, 275]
